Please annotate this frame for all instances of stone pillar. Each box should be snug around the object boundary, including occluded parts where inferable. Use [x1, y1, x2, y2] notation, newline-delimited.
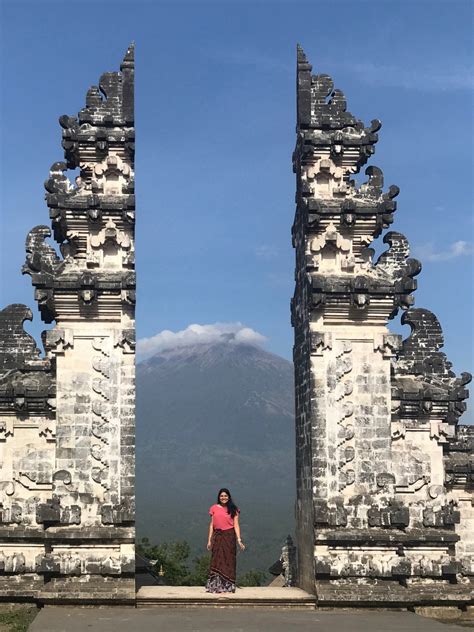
[0, 45, 135, 602]
[291, 46, 472, 605]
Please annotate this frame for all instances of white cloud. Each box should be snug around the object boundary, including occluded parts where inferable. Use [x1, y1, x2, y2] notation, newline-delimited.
[137, 322, 267, 359]
[413, 240, 473, 262]
[223, 49, 473, 93]
[322, 60, 474, 93]
[255, 244, 279, 259]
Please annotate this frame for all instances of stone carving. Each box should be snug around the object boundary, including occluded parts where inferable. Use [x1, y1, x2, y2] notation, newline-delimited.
[445, 425, 474, 487]
[0, 44, 135, 602]
[275, 535, 297, 587]
[91, 155, 133, 195]
[0, 306, 54, 423]
[91, 339, 111, 492]
[0, 305, 40, 369]
[23, 226, 63, 278]
[292, 46, 472, 605]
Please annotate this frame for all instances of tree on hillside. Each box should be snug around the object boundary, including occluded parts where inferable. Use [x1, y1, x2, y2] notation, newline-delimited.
[238, 569, 267, 587]
[138, 538, 196, 585]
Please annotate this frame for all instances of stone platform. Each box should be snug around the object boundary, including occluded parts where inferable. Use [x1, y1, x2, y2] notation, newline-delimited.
[136, 586, 317, 608]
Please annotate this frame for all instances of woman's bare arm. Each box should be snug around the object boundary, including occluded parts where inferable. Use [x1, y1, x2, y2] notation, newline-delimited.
[234, 514, 245, 550]
[207, 518, 213, 550]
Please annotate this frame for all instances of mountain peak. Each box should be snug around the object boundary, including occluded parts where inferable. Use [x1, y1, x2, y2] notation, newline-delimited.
[136, 322, 268, 361]
[138, 338, 291, 372]
[136, 329, 295, 574]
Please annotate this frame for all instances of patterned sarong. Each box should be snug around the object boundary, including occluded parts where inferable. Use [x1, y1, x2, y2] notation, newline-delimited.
[206, 528, 236, 593]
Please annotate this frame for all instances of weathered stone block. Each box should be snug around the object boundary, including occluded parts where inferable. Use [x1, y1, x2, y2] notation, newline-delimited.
[36, 554, 60, 574]
[36, 500, 60, 525]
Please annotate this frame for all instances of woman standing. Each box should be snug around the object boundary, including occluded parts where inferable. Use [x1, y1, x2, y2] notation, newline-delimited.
[206, 488, 245, 593]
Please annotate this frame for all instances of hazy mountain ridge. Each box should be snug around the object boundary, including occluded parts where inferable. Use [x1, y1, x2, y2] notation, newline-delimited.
[136, 340, 296, 574]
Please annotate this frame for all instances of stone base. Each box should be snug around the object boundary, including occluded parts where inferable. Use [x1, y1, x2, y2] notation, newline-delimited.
[38, 576, 135, 604]
[412, 605, 474, 621]
[0, 575, 135, 604]
[315, 579, 474, 607]
[0, 526, 135, 603]
[0, 575, 44, 601]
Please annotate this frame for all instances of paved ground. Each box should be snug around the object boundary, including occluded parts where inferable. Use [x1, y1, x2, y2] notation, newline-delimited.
[28, 606, 467, 631]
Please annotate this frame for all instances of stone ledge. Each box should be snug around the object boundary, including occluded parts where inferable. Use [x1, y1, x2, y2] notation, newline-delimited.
[315, 580, 474, 607]
[315, 528, 459, 545]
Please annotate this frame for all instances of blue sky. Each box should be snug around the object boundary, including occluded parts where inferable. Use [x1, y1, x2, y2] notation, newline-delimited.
[1, 0, 473, 419]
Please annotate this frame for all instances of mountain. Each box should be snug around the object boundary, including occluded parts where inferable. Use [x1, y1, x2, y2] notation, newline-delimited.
[135, 340, 296, 575]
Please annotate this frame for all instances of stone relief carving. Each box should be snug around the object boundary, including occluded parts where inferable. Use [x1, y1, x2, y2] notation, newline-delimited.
[91, 337, 112, 492]
[91, 154, 132, 195]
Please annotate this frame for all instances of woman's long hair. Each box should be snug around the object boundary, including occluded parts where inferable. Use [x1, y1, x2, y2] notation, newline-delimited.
[217, 488, 238, 518]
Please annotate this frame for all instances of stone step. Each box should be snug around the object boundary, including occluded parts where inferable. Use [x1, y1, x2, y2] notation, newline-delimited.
[136, 586, 317, 609]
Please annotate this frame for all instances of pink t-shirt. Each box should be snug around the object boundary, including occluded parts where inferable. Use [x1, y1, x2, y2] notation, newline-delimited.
[209, 504, 239, 530]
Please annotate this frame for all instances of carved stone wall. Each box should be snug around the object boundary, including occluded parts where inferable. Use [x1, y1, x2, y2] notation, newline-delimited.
[291, 46, 473, 605]
[0, 46, 135, 602]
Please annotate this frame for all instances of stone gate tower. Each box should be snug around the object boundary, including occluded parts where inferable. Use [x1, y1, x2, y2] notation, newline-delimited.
[0, 46, 135, 602]
[291, 47, 473, 605]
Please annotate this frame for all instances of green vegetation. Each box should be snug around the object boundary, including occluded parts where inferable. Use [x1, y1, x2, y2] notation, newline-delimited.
[0, 606, 38, 632]
[138, 537, 210, 585]
[238, 569, 267, 587]
[138, 537, 268, 587]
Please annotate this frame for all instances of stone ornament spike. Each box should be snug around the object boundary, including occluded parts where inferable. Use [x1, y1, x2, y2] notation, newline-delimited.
[296, 45, 381, 167]
[392, 308, 472, 429]
[375, 232, 422, 286]
[296, 44, 313, 129]
[292, 46, 472, 605]
[121, 41, 135, 70]
[401, 307, 445, 355]
[23, 225, 62, 277]
[44, 161, 74, 194]
[0, 305, 41, 370]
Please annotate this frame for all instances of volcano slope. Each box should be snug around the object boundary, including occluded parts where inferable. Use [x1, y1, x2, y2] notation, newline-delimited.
[136, 340, 295, 574]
